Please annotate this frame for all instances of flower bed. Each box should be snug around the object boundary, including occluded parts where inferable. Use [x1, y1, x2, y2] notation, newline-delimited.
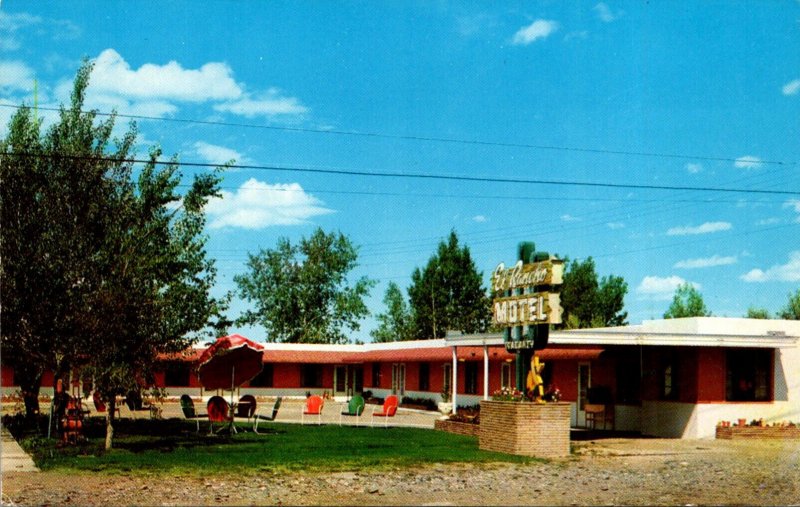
[434, 419, 481, 437]
[716, 423, 800, 440]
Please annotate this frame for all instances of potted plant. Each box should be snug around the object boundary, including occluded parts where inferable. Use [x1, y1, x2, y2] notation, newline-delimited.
[437, 387, 452, 415]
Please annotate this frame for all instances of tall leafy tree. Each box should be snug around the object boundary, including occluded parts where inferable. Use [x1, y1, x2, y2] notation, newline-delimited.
[778, 289, 800, 320]
[1, 61, 227, 446]
[663, 283, 711, 318]
[371, 282, 414, 342]
[236, 228, 375, 343]
[559, 257, 628, 329]
[407, 230, 491, 338]
[745, 307, 770, 319]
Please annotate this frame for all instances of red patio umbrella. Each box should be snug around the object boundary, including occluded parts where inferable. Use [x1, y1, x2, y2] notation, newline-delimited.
[197, 334, 265, 392]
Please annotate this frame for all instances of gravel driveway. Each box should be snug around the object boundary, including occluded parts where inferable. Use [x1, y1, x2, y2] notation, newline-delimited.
[2, 437, 798, 505]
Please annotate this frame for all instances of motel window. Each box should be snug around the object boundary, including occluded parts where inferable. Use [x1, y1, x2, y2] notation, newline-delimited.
[465, 362, 479, 395]
[442, 364, 452, 395]
[660, 354, 679, 401]
[250, 363, 274, 387]
[300, 364, 323, 388]
[726, 349, 772, 402]
[419, 362, 430, 391]
[615, 355, 641, 405]
[372, 363, 382, 388]
[164, 362, 191, 387]
[501, 362, 513, 389]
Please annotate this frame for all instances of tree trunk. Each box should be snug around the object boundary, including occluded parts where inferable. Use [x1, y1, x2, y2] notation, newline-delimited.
[14, 366, 43, 423]
[105, 407, 114, 450]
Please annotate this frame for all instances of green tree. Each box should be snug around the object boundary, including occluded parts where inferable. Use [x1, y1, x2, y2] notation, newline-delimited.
[663, 283, 711, 319]
[407, 230, 491, 338]
[1, 61, 226, 446]
[236, 228, 375, 343]
[745, 307, 770, 319]
[559, 257, 628, 329]
[371, 282, 414, 342]
[778, 289, 800, 320]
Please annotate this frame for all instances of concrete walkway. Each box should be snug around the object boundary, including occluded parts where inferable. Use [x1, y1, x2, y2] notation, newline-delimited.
[0, 425, 38, 473]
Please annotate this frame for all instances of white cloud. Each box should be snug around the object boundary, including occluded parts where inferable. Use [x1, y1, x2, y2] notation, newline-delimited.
[0, 61, 35, 91]
[674, 255, 737, 269]
[686, 162, 702, 174]
[782, 79, 800, 96]
[606, 222, 625, 230]
[91, 49, 242, 102]
[205, 178, 334, 229]
[194, 141, 245, 165]
[213, 89, 308, 118]
[512, 20, 558, 45]
[784, 199, 800, 214]
[740, 251, 800, 282]
[734, 155, 764, 169]
[472, 215, 488, 223]
[756, 217, 781, 226]
[560, 214, 580, 222]
[0, 12, 42, 51]
[667, 221, 732, 236]
[636, 275, 696, 300]
[593, 3, 622, 22]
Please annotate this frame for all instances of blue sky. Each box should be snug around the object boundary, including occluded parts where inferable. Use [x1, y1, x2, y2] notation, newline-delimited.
[2, 1, 799, 342]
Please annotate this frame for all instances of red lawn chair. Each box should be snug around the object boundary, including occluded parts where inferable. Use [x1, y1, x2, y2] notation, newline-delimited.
[207, 395, 234, 434]
[371, 394, 399, 427]
[302, 395, 324, 425]
[92, 391, 120, 418]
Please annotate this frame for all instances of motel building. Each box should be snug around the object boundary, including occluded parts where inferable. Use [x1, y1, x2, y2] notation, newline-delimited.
[2, 317, 798, 439]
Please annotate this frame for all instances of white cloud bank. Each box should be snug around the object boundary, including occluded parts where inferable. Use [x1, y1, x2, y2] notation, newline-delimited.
[740, 251, 800, 282]
[636, 275, 697, 300]
[194, 142, 246, 165]
[667, 221, 731, 236]
[53, 49, 307, 120]
[674, 255, 737, 269]
[90, 48, 241, 102]
[205, 178, 333, 229]
[734, 155, 764, 169]
[593, 3, 622, 22]
[0, 60, 35, 91]
[782, 79, 800, 96]
[512, 20, 558, 45]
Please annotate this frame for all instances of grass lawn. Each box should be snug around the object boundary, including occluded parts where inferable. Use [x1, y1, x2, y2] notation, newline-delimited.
[13, 416, 537, 475]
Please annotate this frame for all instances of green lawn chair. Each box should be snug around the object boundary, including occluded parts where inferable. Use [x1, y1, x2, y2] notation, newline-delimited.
[180, 394, 207, 433]
[339, 395, 365, 426]
[253, 397, 282, 434]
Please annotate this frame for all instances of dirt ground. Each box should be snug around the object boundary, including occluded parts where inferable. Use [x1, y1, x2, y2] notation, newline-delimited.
[2, 437, 799, 506]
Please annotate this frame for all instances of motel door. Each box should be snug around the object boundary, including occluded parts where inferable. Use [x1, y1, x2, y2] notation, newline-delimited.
[334, 366, 364, 398]
[392, 363, 406, 397]
[334, 366, 348, 397]
[576, 363, 591, 427]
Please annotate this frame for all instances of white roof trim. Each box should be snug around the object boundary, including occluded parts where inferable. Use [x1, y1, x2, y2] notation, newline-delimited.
[447, 317, 800, 349]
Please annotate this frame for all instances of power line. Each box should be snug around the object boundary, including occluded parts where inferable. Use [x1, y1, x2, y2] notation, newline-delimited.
[7, 151, 799, 197]
[1, 101, 795, 167]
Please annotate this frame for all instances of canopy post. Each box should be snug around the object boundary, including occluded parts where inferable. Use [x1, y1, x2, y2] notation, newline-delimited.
[483, 344, 489, 400]
[451, 346, 458, 414]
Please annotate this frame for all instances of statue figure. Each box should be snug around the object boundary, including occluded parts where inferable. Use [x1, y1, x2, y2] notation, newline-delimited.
[526, 354, 546, 403]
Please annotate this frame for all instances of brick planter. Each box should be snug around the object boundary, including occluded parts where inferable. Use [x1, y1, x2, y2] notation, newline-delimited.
[479, 400, 570, 458]
[716, 425, 800, 440]
[434, 419, 481, 437]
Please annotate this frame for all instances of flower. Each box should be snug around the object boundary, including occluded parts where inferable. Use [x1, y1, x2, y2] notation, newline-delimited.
[491, 387, 526, 402]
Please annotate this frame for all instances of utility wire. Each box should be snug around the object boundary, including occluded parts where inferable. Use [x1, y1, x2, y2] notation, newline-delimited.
[6, 151, 798, 197]
[0, 102, 795, 167]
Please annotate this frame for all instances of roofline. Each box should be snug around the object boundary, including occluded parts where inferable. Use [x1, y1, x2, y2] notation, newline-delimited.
[447, 330, 799, 349]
